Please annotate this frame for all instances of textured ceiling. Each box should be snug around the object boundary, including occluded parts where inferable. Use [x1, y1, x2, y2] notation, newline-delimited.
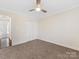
[0, 0, 79, 19]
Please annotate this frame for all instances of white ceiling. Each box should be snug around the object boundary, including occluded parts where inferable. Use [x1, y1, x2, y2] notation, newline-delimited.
[0, 0, 79, 19]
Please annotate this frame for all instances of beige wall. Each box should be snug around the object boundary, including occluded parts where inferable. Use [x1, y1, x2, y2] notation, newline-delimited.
[0, 10, 38, 45]
[39, 7, 79, 50]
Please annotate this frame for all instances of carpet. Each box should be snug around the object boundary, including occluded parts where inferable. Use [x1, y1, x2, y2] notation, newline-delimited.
[0, 39, 79, 59]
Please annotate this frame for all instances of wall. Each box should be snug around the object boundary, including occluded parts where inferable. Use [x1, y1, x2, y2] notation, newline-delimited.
[0, 10, 38, 45]
[39, 7, 79, 50]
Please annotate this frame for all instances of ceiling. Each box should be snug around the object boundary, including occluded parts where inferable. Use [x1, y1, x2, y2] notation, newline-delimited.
[0, 0, 79, 19]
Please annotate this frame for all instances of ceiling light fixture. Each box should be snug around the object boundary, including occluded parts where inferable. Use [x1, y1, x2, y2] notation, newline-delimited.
[29, 0, 47, 13]
[35, 7, 41, 11]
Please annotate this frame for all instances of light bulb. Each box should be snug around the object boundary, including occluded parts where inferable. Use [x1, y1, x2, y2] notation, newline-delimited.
[35, 8, 41, 11]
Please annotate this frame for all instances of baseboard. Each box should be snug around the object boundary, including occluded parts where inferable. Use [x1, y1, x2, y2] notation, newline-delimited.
[38, 39, 79, 51]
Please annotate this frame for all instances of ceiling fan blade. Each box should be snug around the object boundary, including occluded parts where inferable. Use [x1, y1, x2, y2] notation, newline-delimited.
[36, 0, 41, 5]
[41, 9, 47, 13]
[29, 9, 35, 12]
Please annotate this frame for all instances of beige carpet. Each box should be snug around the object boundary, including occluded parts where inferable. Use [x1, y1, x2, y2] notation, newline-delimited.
[0, 39, 79, 59]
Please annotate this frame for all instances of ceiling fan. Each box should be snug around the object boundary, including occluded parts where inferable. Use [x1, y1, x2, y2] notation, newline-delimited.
[29, 0, 47, 13]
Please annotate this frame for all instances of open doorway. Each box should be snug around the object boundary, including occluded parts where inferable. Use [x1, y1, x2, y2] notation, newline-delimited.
[0, 15, 11, 48]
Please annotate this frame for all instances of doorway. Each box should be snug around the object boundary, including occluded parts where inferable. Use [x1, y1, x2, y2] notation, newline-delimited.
[0, 15, 11, 48]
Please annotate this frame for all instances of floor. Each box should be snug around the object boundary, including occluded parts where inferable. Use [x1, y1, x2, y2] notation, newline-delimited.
[0, 39, 79, 59]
